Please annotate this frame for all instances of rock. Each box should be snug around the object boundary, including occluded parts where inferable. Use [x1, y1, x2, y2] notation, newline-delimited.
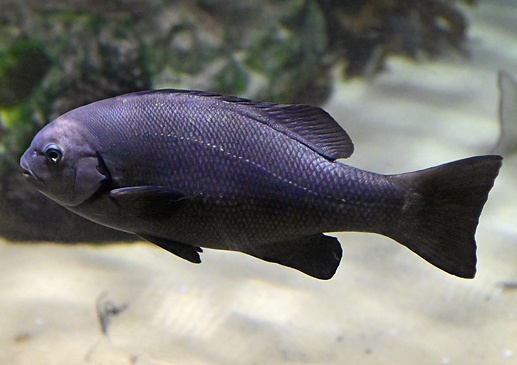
[0, 0, 476, 243]
[0, 166, 136, 242]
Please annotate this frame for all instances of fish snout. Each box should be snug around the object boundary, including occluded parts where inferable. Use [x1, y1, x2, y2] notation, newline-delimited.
[20, 150, 38, 181]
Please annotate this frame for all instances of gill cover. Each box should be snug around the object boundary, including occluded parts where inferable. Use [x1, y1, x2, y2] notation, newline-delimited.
[70, 153, 108, 205]
[21, 117, 109, 207]
[34, 146, 107, 207]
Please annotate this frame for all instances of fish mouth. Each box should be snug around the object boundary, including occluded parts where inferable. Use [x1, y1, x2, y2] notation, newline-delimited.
[20, 156, 39, 182]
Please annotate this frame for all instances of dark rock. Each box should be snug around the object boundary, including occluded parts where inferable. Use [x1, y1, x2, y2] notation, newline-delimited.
[0, 38, 51, 108]
[0, 0, 476, 243]
[0, 166, 136, 242]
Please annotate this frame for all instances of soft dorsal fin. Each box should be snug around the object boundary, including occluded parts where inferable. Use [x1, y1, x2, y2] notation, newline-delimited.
[241, 102, 354, 160]
[130, 89, 354, 160]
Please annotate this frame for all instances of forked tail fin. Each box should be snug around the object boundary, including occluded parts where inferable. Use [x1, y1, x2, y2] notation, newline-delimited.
[386, 155, 502, 278]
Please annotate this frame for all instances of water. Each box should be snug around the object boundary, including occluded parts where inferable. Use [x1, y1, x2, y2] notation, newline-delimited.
[1, 1, 517, 364]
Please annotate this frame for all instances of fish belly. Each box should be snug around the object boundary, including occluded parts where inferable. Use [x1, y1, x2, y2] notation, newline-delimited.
[148, 163, 405, 251]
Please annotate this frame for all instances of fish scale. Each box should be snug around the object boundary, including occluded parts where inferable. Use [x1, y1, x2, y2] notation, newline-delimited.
[90, 100, 402, 249]
[20, 89, 502, 279]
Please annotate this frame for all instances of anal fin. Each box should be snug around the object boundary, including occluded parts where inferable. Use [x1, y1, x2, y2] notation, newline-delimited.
[244, 234, 342, 280]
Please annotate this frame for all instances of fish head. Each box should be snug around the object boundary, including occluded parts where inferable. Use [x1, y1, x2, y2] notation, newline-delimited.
[20, 116, 109, 207]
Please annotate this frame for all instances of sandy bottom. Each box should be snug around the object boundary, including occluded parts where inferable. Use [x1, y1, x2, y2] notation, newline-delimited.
[1, 1, 517, 364]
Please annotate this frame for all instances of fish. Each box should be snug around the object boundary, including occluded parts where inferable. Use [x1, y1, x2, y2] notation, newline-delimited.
[20, 90, 502, 279]
[493, 70, 517, 155]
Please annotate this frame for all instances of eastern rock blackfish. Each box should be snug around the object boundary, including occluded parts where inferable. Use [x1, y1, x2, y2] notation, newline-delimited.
[20, 90, 502, 279]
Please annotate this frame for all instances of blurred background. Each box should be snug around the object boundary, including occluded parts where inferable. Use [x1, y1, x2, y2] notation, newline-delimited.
[0, 0, 516, 364]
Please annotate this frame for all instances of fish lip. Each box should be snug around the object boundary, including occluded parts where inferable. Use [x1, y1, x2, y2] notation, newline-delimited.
[20, 157, 39, 182]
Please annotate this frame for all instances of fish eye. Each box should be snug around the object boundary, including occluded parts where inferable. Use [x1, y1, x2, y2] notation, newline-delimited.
[44, 145, 63, 164]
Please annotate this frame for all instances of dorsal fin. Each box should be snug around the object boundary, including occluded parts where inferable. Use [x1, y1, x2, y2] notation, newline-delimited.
[240, 102, 354, 160]
[129, 89, 354, 160]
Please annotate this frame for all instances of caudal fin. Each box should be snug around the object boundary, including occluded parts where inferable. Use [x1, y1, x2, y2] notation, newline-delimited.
[386, 155, 502, 278]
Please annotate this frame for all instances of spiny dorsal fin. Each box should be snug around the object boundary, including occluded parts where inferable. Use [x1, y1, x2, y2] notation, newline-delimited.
[130, 89, 354, 161]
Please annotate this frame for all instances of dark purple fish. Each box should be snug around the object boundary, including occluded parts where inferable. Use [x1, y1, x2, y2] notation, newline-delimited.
[20, 90, 502, 279]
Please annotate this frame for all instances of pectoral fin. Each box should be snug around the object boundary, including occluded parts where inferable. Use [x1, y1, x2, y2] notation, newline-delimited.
[139, 234, 203, 264]
[244, 234, 342, 280]
[110, 186, 186, 219]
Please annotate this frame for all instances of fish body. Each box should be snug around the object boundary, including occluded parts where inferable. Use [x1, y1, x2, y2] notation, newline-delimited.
[20, 90, 502, 279]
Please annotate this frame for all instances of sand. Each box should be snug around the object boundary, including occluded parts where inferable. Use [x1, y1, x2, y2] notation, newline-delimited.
[1, 1, 517, 364]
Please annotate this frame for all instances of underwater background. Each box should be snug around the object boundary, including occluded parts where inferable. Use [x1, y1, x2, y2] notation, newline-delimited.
[0, 0, 517, 363]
